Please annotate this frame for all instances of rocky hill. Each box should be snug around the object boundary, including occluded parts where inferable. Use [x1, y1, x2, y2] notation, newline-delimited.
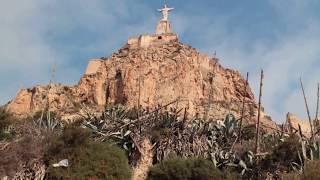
[5, 34, 276, 129]
[5, 9, 277, 130]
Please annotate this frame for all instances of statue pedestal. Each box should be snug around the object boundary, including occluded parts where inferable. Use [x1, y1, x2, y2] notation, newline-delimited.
[156, 20, 172, 35]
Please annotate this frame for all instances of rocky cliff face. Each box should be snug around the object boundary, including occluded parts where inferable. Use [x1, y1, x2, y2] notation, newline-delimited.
[5, 36, 277, 128]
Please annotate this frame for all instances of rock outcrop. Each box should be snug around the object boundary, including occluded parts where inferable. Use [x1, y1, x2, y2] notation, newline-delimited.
[284, 113, 320, 137]
[5, 35, 277, 129]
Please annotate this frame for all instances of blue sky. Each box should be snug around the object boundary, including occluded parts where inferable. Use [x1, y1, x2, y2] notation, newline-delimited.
[1, 0, 320, 122]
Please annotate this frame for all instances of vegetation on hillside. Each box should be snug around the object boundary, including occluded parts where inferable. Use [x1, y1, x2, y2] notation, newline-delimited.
[80, 105, 320, 179]
[1, 105, 320, 179]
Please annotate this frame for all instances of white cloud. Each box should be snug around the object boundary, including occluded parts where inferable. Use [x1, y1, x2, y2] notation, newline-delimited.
[0, 1, 57, 104]
[0, 0, 155, 105]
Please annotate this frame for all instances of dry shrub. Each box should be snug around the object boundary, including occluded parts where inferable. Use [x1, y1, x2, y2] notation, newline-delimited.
[241, 124, 256, 141]
[281, 172, 300, 180]
[302, 160, 320, 180]
[280, 160, 320, 180]
[0, 121, 43, 178]
[261, 136, 301, 172]
[233, 140, 255, 157]
[0, 108, 11, 129]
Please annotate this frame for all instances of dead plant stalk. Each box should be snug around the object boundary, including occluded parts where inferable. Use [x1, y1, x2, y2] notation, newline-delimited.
[255, 70, 263, 154]
[239, 72, 249, 144]
[300, 78, 314, 140]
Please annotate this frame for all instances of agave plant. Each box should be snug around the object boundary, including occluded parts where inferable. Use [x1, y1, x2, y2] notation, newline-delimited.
[205, 114, 257, 176]
[210, 150, 235, 168]
[287, 136, 320, 174]
[222, 114, 239, 139]
[262, 131, 290, 151]
[298, 138, 320, 162]
[103, 105, 129, 122]
[207, 114, 239, 148]
[82, 106, 131, 134]
[81, 105, 137, 159]
[209, 148, 254, 176]
[111, 128, 135, 155]
[34, 111, 61, 132]
[310, 141, 320, 160]
[191, 118, 206, 132]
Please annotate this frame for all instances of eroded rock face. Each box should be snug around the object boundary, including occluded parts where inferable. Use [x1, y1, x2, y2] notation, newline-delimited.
[5, 38, 277, 128]
[6, 85, 76, 117]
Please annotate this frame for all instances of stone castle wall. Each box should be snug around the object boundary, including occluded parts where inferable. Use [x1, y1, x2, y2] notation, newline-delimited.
[128, 33, 178, 48]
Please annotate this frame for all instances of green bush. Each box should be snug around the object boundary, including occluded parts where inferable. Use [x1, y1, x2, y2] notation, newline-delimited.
[45, 126, 131, 180]
[147, 157, 232, 180]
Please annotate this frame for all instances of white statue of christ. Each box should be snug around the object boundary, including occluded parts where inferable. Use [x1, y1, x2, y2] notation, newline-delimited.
[158, 4, 174, 21]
